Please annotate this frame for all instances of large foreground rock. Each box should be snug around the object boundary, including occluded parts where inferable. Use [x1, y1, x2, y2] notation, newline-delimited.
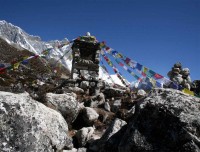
[0, 91, 73, 152]
[46, 92, 80, 125]
[90, 118, 126, 151]
[99, 88, 200, 152]
[75, 127, 95, 147]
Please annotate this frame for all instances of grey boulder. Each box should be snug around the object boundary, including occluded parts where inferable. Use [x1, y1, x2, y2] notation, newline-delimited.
[83, 107, 99, 125]
[75, 127, 95, 147]
[99, 88, 200, 152]
[90, 118, 126, 151]
[0, 91, 73, 152]
[46, 92, 80, 125]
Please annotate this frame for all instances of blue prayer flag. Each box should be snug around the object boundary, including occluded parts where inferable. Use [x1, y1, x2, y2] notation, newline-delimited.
[171, 82, 179, 89]
[156, 81, 162, 88]
[136, 63, 142, 71]
[22, 60, 29, 64]
[111, 51, 117, 55]
[147, 70, 156, 78]
[0, 64, 5, 68]
[127, 69, 132, 74]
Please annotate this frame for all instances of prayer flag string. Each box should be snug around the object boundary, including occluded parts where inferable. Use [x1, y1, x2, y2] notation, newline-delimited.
[101, 50, 128, 86]
[100, 42, 181, 89]
[100, 57, 115, 85]
[0, 40, 74, 74]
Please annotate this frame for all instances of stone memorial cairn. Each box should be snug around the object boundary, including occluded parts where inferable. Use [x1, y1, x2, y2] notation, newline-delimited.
[71, 33, 101, 95]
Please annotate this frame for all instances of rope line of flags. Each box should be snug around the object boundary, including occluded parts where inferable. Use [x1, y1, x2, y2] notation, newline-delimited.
[101, 49, 129, 86]
[0, 41, 73, 74]
[100, 42, 198, 97]
[100, 57, 116, 85]
[0, 36, 198, 98]
[100, 42, 180, 88]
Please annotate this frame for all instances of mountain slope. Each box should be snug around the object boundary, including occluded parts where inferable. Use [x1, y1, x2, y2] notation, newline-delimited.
[0, 20, 72, 71]
[0, 38, 53, 86]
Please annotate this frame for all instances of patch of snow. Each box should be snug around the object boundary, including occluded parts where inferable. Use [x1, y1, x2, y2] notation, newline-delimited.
[99, 67, 129, 87]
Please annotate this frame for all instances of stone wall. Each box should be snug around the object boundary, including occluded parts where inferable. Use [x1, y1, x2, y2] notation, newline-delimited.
[71, 37, 100, 95]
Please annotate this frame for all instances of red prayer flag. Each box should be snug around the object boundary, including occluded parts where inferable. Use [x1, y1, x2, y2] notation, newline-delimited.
[142, 72, 146, 77]
[105, 47, 110, 50]
[125, 57, 131, 64]
[34, 55, 39, 59]
[136, 77, 143, 82]
[0, 68, 6, 74]
[119, 62, 124, 66]
[102, 41, 106, 44]
[154, 73, 163, 79]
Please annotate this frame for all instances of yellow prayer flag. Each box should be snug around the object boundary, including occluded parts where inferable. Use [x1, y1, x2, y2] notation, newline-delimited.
[13, 62, 20, 70]
[23, 56, 29, 60]
[182, 88, 194, 96]
[143, 67, 148, 74]
[117, 53, 123, 58]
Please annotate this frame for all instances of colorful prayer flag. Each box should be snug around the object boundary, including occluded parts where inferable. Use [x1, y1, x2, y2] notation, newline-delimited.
[124, 57, 131, 64]
[22, 60, 29, 64]
[27, 56, 35, 60]
[170, 82, 179, 89]
[182, 88, 194, 96]
[34, 55, 39, 59]
[161, 77, 172, 86]
[7, 66, 13, 70]
[111, 51, 118, 56]
[119, 62, 124, 66]
[135, 75, 140, 80]
[127, 69, 132, 74]
[147, 70, 156, 78]
[123, 65, 128, 71]
[0, 68, 6, 74]
[154, 73, 164, 79]
[142, 67, 148, 76]
[22, 56, 29, 64]
[100, 42, 106, 48]
[117, 53, 123, 58]
[136, 63, 142, 71]
[105, 47, 112, 53]
[13, 62, 20, 70]
[156, 81, 162, 88]
[0, 64, 5, 68]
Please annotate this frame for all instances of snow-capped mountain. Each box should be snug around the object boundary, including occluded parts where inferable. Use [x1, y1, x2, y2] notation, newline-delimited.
[0, 20, 44, 53]
[0, 20, 72, 70]
[0, 20, 127, 87]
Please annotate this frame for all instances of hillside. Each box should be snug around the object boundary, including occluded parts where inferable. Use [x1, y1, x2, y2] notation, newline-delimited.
[0, 38, 71, 101]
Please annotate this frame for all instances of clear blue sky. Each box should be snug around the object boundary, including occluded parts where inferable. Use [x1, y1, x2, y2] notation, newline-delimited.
[0, 0, 199, 81]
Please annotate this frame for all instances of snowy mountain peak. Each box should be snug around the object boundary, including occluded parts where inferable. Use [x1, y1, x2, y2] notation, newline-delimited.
[0, 20, 7, 24]
[0, 20, 45, 54]
[0, 20, 72, 70]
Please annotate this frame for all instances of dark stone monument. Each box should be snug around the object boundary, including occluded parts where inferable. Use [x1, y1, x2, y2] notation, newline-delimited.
[71, 33, 101, 95]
